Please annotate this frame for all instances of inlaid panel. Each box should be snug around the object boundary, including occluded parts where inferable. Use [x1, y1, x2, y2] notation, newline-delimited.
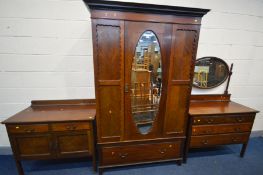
[164, 25, 200, 137]
[96, 24, 121, 80]
[98, 86, 121, 141]
[15, 135, 52, 158]
[172, 28, 198, 81]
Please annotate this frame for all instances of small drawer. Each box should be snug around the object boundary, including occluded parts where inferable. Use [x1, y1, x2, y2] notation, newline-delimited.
[193, 114, 254, 125]
[190, 132, 250, 148]
[192, 123, 253, 136]
[7, 124, 49, 134]
[51, 122, 90, 132]
[101, 142, 181, 166]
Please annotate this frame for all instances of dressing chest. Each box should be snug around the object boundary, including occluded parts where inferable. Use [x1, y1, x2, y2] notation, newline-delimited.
[184, 94, 259, 162]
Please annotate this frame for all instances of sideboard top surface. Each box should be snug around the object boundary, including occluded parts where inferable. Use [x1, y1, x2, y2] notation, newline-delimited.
[2, 99, 96, 124]
[189, 101, 259, 116]
[2, 97, 259, 124]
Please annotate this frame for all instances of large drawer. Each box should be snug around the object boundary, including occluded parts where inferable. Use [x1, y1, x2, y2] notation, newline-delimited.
[190, 133, 250, 148]
[101, 142, 181, 166]
[193, 114, 254, 125]
[7, 124, 49, 134]
[192, 123, 253, 136]
[51, 122, 90, 132]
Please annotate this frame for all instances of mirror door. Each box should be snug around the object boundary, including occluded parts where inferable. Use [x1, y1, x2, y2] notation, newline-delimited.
[124, 21, 172, 140]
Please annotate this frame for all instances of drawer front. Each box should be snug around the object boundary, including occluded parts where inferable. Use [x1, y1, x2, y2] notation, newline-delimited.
[7, 124, 49, 134]
[51, 122, 90, 132]
[193, 115, 254, 125]
[192, 123, 253, 136]
[190, 133, 250, 148]
[101, 142, 181, 166]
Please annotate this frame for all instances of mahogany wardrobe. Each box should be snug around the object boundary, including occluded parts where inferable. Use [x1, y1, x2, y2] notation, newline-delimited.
[84, 0, 209, 174]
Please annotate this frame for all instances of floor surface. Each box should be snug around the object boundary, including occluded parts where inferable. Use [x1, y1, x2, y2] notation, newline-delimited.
[1, 137, 263, 175]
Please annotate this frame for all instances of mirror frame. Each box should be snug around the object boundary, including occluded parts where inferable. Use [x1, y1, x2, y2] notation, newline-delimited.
[193, 56, 229, 89]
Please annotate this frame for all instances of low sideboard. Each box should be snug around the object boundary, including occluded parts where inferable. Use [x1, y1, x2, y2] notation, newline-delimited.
[1, 99, 97, 175]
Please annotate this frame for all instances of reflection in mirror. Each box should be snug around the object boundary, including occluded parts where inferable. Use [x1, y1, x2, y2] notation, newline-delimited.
[131, 31, 162, 135]
[193, 57, 229, 89]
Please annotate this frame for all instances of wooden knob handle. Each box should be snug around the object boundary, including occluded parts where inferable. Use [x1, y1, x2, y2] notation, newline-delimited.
[25, 128, 35, 133]
[119, 153, 128, 158]
[159, 148, 167, 154]
[202, 140, 208, 145]
[66, 125, 77, 130]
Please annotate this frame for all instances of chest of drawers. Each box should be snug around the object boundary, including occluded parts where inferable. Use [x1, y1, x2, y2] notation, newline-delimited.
[184, 94, 259, 162]
[2, 99, 96, 175]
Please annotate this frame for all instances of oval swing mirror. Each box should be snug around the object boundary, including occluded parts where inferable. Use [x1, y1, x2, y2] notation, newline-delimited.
[193, 57, 229, 89]
[130, 31, 162, 135]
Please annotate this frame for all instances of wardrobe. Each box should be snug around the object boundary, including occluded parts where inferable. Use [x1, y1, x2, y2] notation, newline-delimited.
[84, 0, 209, 174]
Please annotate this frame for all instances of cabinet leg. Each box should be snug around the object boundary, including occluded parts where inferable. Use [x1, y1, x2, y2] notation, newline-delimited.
[176, 160, 182, 166]
[240, 143, 248, 158]
[98, 168, 103, 175]
[15, 159, 24, 175]
[92, 158, 97, 172]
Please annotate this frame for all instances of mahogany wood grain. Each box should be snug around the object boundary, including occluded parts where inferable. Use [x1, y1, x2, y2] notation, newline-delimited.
[90, 10, 202, 25]
[31, 99, 96, 106]
[184, 95, 259, 163]
[55, 131, 91, 158]
[190, 94, 231, 102]
[164, 24, 200, 137]
[14, 134, 53, 159]
[190, 101, 258, 116]
[192, 123, 253, 136]
[190, 132, 250, 147]
[92, 19, 124, 143]
[101, 142, 181, 166]
[192, 114, 255, 125]
[2, 99, 97, 175]
[51, 122, 90, 132]
[7, 124, 49, 134]
[86, 1, 209, 174]
[2, 105, 95, 124]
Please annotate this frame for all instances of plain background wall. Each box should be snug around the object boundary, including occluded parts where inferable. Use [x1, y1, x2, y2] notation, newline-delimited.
[0, 0, 262, 146]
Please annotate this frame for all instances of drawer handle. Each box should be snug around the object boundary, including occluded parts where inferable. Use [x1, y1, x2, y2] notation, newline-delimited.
[236, 118, 243, 122]
[207, 119, 214, 124]
[66, 125, 77, 130]
[25, 128, 35, 133]
[119, 153, 128, 159]
[159, 148, 167, 154]
[235, 128, 241, 132]
[202, 140, 208, 145]
[232, 137, 239, 142]
[205, 130, 212, 134]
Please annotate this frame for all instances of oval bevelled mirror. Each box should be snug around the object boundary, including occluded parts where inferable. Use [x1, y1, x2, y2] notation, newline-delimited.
[130, 31, 162, 135]
[193, 57, 229, 89]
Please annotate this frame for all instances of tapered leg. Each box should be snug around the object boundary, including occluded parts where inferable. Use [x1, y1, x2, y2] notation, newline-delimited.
[240, 143, 248, 157]
[183, 116, 193, 163]
[15, 159, 24, 175]
[99, 168, 103, 175]
[92, 158, 97, 172]
[176, 160, 182, 166]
